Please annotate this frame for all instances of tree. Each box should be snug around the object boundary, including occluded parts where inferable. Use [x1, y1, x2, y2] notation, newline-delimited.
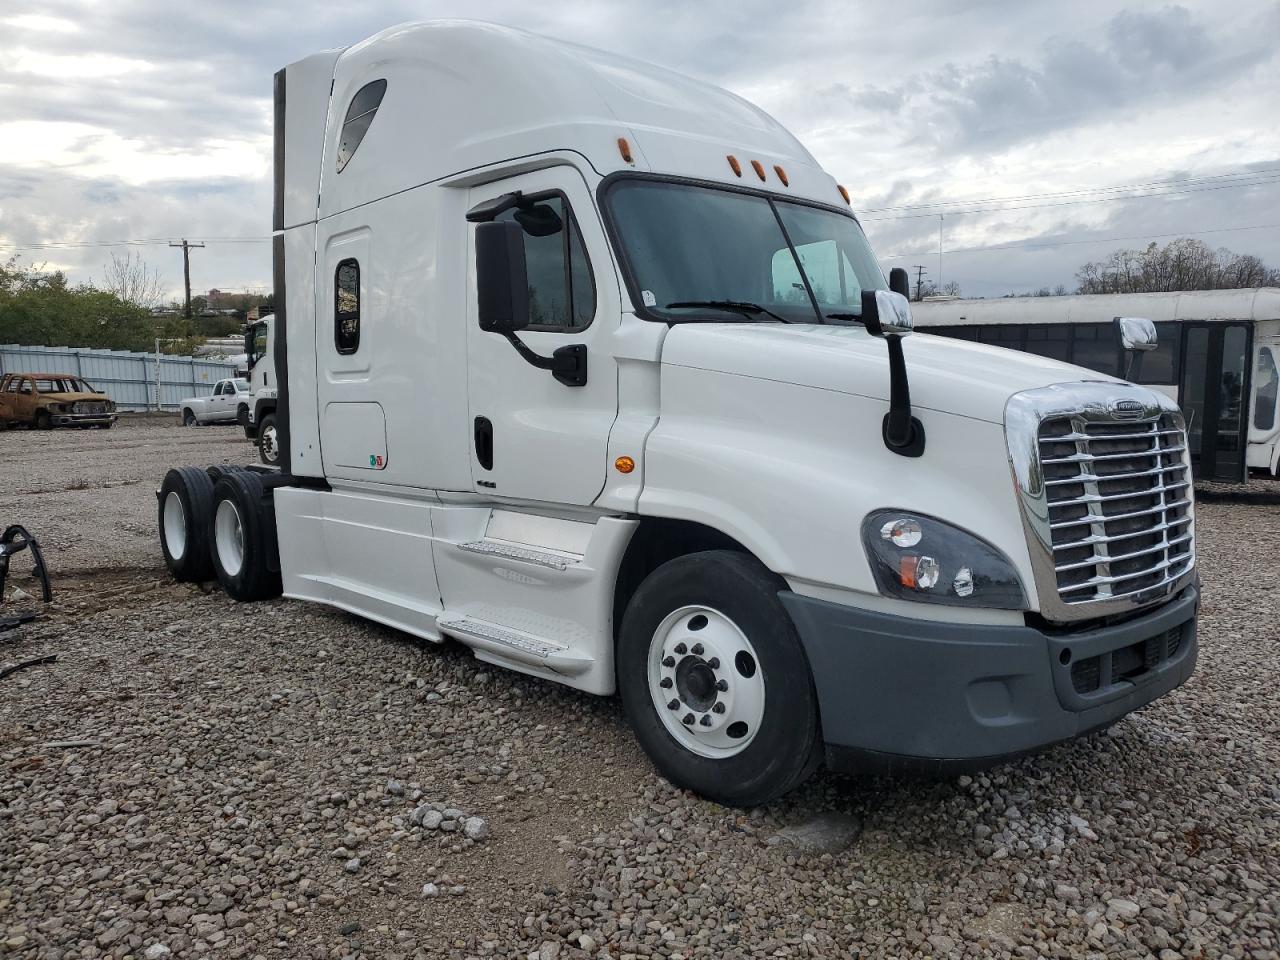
[102, 251, 165, 309]
[1076, 238, 1280, 294]
[0, 255, 180, 352]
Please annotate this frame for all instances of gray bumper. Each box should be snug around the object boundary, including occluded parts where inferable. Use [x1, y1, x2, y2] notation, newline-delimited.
[51, 413, 116, 426]
[781, 587, 1198, 773]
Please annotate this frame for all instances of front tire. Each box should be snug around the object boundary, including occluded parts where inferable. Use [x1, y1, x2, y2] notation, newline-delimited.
[210, 471, 282, 602]
[617, 550, 822, 807]
[257, 413, 279, 466]
[182, 409, 197, 427]
[158, 467, 216, 582]
[35, 410, 52, 430]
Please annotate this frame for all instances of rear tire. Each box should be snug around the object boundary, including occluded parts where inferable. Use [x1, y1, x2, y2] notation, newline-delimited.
[257, 413, 279, 466]
[210, 471, 282, 602]
[158, 467, 216, 582]
[617, 550, 822, 807]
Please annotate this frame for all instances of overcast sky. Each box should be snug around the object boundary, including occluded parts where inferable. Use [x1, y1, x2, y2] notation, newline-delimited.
[1, 0, 1277, 301]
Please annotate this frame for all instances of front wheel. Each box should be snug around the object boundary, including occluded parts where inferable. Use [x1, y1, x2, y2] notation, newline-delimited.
[257, 413, 279, 466]
[617, 550, 822, 807]
[182, 410, 197, 427]
[35, 410, 52, 430]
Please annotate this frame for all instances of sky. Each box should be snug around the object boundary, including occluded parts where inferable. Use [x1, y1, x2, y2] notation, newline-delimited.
[1, 0, 1277, 301]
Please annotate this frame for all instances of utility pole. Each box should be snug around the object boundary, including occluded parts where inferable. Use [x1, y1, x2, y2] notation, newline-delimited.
[912, 265, 928, 302]
[937, 215, 944, 293]
[168, 239, 205, 319]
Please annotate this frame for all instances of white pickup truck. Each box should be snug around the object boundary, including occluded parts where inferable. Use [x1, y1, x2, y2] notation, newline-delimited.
[179, 378, 249, 426]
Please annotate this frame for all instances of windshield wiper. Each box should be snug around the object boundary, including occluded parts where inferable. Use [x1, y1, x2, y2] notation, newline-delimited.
[825, 312, 862, 322]
[666, 300, 795, 324]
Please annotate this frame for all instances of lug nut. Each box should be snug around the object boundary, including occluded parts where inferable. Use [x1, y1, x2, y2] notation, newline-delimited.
[682, 712, 695, 726]
[662, 656, 675, 668]
[707, 657, 720, 670]
[712, 702, 726, 714]
[715, 679, 728, 692]
[691, 643, 704, 656]
[667, 699, 679, 710]
[674, 643, 687, 655]
[699, 715, 712, 727]
[659, 677, 672, 689]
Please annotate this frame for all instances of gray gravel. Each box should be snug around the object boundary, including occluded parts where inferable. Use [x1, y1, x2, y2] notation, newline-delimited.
[1, 417, 1278, 958]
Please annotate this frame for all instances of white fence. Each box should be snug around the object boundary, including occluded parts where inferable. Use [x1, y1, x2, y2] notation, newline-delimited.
[0, 344, 240, 411]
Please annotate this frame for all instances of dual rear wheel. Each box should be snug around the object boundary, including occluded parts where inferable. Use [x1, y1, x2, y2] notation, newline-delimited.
[157, 466, 282, 601]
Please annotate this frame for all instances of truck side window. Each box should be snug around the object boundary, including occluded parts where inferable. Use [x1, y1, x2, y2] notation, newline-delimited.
[335, 259, 361, 354]
[495, 194, 595, 332]
[1255, 347, 1278, 431]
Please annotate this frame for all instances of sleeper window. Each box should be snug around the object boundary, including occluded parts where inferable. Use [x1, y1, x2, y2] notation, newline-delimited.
[336, 79, 387, 173]
[335, 259, 361, 354]
[494, 194, 595, 332]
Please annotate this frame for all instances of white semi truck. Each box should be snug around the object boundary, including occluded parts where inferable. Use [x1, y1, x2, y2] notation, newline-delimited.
[157, 21, 1199, 805]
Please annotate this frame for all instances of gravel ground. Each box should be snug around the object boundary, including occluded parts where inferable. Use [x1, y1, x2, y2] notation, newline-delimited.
[1, 417, 1277, 959]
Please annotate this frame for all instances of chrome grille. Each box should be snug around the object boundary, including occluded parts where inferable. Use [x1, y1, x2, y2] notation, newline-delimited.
[1037, 413, 1194, 608]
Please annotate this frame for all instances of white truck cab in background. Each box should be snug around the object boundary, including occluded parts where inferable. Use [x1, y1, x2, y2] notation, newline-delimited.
[158, 21, 1199, 805]
[236, 314, 280, 464]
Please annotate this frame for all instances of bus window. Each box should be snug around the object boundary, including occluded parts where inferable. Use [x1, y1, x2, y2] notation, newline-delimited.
[1070, 324, 1121, 377]
[1254, 346, 1277, 432]
[1025, 324, 1070, 361]
[1131, 321, 1181, 385]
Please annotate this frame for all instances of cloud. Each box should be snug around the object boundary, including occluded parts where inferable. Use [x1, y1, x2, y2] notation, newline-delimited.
[853, 5, 1275, 155]
[0, 0, 1277, 301]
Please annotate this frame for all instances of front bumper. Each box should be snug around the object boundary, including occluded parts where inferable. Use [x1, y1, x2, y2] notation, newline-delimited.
[50, 413, 117, 426]
[781, 586, 1198, 774]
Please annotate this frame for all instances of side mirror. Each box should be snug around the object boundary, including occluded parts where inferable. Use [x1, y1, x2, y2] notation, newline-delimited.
[1114, 316, 1157, 352]
[888, 267, 911, 299]
[476, 220, 530, 335]
[244, 328, 254, 360]
[860, 289, 914, 339]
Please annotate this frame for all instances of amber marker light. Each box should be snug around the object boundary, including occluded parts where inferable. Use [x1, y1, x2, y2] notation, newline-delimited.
[837, 184, 851, 204]
[750, 160, 766, 181]
[617, 137, 634, 164]
[615, 456, 636, 474]
[774, 165, 789, 186]
[726, 155, 742, 177]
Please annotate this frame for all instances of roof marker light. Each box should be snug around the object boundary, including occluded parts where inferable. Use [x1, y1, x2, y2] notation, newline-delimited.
[726, 155, 742, 177]
[617, 137, 634, 164]
[750, 160, 766, 181]
[837, 184, 851, 204]
[774, 165, 789, 186]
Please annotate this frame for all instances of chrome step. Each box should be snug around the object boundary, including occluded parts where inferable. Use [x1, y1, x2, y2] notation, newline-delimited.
[456, 539, 579, 571]
[437, 615, 592, 676]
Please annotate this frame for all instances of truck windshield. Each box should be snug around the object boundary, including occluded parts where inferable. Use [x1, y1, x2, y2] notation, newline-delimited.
[604, 179, 886, 324]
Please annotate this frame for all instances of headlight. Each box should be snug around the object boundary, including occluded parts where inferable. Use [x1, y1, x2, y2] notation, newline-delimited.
[47, 403, 66, 414]
[862, 510, 1027, 609]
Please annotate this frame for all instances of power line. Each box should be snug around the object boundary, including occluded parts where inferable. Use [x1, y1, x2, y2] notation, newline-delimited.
[876, 222, 1280, 261]
[860, 166, 1280, 215]
[860, 175, 1280, 222]
[0, 236, 270, 252]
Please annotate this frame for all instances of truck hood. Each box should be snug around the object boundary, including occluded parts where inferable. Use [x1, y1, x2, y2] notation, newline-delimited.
[660, 323, 1119, 424]
[39, 392, 108, 403]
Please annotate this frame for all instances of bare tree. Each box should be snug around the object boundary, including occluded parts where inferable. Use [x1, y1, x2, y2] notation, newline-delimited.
[1076, 238, 1280, 294]
[102, 251, 165, 309]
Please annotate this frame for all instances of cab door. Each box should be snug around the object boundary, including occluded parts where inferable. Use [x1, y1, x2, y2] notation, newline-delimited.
[465, 167, 620, 505]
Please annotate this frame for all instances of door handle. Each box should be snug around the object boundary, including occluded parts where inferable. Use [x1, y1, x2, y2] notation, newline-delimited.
[474, 416, 493, 471]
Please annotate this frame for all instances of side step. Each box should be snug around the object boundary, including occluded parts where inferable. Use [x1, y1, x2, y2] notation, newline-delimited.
[437, 615, 593, 676]
[456, 539, 580, 571]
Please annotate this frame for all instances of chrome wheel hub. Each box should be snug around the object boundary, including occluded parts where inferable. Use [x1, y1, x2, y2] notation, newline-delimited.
[647, 605, 765, 758]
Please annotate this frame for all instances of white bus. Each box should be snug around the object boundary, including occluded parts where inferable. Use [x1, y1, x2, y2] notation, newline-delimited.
[914, 289, 1280, 483]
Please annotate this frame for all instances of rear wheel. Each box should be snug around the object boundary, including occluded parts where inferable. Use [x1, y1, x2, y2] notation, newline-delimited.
[617, 550, 822, 806]
[257, 414, 279, 466]
[210, 471, 282, 602]
[158, 467, 216, 582]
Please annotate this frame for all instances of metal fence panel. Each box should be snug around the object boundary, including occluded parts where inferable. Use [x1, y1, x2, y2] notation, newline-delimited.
[0, 344, 239, 411]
